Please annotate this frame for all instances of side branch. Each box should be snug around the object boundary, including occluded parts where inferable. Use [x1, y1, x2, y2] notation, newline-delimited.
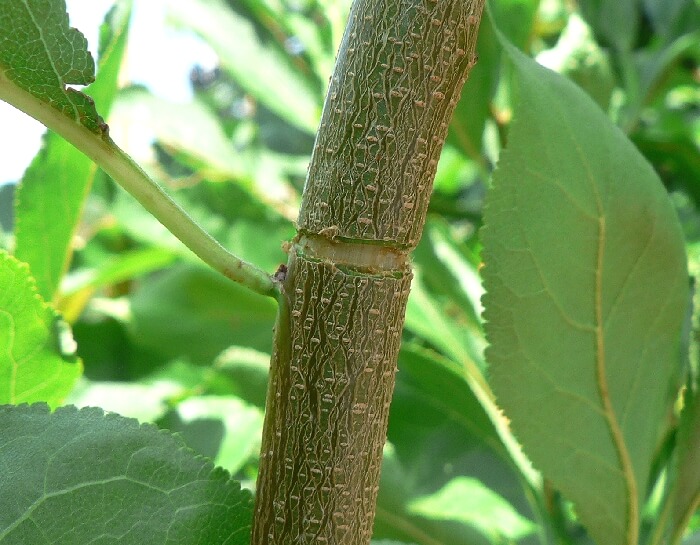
[0, 73, 276, 298]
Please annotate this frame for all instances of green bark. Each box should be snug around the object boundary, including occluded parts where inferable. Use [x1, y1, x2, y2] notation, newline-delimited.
[252, 0, 485, 543]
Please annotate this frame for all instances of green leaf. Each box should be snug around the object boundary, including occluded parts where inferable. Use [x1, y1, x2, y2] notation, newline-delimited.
[66, 378, 180, 423]
[670, 384, 700, 543]
[536, 13, 615, 111]
[0, 403, 253, 544]
[167, 0, 322, 133]
[481, 37, 690, 545]
[446, 10, 500, 163]
[577, 0, 640, 52]
[129, 264, 277, 364]
[0, 0, 104, 134]
[13, 1, 132, 301]
[375, 346, 536, 545]
[0, 251, 81, 407]
[160, 396, 263, 474]
[407, 477, 536, 540]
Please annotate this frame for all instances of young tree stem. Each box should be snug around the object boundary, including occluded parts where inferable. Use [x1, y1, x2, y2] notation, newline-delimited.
[253, 0, 485, 543]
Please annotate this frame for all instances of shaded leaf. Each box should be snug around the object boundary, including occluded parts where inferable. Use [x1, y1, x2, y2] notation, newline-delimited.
[577, 0, 640, 52]
[481, 38, 689, 545]
[404, 268, 484, 372]
[670, 384, 700, 542]
[536, 13, 615, 111]
[0, 251, 81, 407]
[129, 264, 277, 364]
[0, 403, 253, 544]
[375, 345, 536, 545]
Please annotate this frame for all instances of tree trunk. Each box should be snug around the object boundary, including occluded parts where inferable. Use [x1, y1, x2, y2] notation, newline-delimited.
[252, 0, 485, 543]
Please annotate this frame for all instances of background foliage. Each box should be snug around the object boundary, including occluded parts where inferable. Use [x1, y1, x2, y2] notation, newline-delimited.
[0, 0, 699, 544]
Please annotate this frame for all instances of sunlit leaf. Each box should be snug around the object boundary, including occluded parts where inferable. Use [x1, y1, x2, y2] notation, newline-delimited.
[0, 251, 81, 407]
[162, 396, 263, 474]
[0, 0, 103, 133]
[407, 477, 536, 540]
[13, 1, 132, 301]
[481, 37, 689, 545]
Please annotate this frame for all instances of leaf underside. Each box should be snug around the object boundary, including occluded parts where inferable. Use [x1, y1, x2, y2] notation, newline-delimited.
[0, 403, 253, 545]
[481, 40, 689, 545]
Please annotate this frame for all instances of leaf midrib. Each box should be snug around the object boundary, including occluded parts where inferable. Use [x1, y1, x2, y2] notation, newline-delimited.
[595, 212, 638, 545]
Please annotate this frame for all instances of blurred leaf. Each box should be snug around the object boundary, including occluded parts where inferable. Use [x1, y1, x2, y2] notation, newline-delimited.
[413, 219, 484, 326]
[577, 0, 640, 52]
[487, 0, 540, 51]
[447, 10, 500, 163]
[167, 0, 322, 133]
[129, 264, 277, 364]
[404, 268, 484, 372]
[0, 403, 253, 544]
[112, 87, 303, 219]
[684, 531, 700, 545]
[669, 384, 700, 542]
[12, 1, 131, 301]
[374, 446, 493, 545]
[66, 378, 180, 423]
[390, 345, 502, 469]
[113, 86, 248, 179]
[59, 247, 178, 322]
[407, 477, 536, 540]
[377, 345, 537, 545]
[213, 346, 271, 409]
[536, 13, 615, 110]
[481, 36, 689, 545]
[161, 395, 263, 474]
[642, 0, 700, 39]
[0, 251, 81, 407]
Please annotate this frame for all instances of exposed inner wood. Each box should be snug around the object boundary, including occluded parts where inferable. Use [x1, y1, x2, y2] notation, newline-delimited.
[296, 234, 409, 272]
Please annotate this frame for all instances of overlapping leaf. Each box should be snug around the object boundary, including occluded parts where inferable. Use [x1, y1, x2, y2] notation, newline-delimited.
[13, 1, 132, 301]
[481, 39, 689, 545]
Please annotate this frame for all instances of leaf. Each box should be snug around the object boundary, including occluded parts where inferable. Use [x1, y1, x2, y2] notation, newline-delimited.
[670, 384, 700, 542]
[536, 13, 615, 110]
[446, 10, 499, 163]
[481, 37, 690, 545]
[0, 403, 253, 545]
[407, 477, 536, 540]
[374, 346, 535, 545]
[67, 378, 180, 423]
[129, 264, 277, 364]
[160, 396, 263, 474]
[167, 0, 322, 133]
[577, 0, 640, 52]
[0, 0, 104, 134]
[0, 251, 81, 407]
[404, 268, 484, 372]
[13, 0, 132, 301]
